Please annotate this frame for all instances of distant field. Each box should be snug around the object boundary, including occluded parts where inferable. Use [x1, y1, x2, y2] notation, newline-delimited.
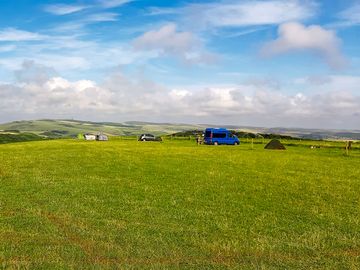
[1, 119, 360, 140]
[0, 139, 359, 269]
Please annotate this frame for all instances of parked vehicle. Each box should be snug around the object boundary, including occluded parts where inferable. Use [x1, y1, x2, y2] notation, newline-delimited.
[83, 134, 96, 141]
[96, 134, 108, 141]
[138, 134, 162, 141]
[203, 128, 240, 145]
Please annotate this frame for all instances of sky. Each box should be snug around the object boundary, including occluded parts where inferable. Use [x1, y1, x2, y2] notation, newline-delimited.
[0, 0, 359, 129]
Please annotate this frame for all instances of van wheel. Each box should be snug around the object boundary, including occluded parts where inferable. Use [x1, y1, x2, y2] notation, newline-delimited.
[214, 142, 218, 145]
[234, 142, 239, 145]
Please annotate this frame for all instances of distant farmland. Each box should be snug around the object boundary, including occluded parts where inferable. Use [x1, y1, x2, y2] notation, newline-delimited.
[0, 119, 205, 138]
[1, 119, 360, 140]
[1, 138, 359, 269]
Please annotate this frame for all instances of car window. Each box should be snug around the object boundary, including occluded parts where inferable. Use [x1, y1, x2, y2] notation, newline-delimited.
[213, 133, 226, 138]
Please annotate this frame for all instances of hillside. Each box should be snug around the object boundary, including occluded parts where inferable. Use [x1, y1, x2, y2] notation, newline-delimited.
[0, 132, 45, 144]
[0, 119, 204, 138]
[0, 119, 359, 140]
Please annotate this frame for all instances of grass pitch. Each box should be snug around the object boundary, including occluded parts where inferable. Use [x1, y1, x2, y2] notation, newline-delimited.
[0, 139, 359, 269]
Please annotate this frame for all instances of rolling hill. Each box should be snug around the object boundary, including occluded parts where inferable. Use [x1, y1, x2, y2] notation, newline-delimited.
[0, 119, 359, 140]
[0, 119, 204, 138]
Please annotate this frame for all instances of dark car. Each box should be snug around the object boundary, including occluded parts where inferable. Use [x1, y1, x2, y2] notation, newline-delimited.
[138, 134, 162, 141]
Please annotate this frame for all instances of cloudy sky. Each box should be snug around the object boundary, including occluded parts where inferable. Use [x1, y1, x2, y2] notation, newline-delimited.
[0, 0, 359, 129]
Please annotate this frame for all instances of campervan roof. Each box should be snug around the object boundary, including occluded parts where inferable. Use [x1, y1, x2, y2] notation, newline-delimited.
[205, 128, 228, 132]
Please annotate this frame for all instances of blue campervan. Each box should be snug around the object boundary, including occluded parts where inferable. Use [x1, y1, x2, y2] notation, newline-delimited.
[204, 128, 240, 145]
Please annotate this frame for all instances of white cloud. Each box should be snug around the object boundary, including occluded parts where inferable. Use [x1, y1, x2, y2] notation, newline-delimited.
[84, 12, 118, 22]
[133, 24, 197, 54]
[14, 60, 56, 85]
[0, 34, 149, 75]
[45, 77, 96, 91]
[0, 28, 46, 41]
[147, 0, 318, 29]
[44, 4, 89, 15]
[1, 61, 359, 129]
[97, 0, 133, 8]
[336, 3, 360, 27]
[147, 0, 316, 29]
[43, 1, 131, 16]
[295, 75, 360, 93]
[133, 24, 217, 64]
[50, 12, 119, 32]
[261, 22, 347, 69]
[0, 45, 16, 52]
[146, 7, 178, 16]
[216, 27, 269, 38]
[0, 55, 90, 72]
[189, 0, 317, 28]
[0, 65, 112, 116]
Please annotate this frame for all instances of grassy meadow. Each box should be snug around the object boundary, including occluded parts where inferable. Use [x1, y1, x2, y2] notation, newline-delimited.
[0, 138, 359, 269]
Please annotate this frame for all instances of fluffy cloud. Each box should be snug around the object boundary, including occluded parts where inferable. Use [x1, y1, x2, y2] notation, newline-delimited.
[133, 24, 217, 64]
[261, 22, 347, 69]
[15, 60, 56, 85]
[0, 64, 112, 117]
[133, 24, 198, 55]
[1, 61, 359, 129]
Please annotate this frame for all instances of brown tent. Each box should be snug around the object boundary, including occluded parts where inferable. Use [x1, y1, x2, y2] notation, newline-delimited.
[265, 139, 286, 150]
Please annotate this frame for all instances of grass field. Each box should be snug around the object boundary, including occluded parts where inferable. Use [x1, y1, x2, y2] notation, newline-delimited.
[1, 139, 359, 269]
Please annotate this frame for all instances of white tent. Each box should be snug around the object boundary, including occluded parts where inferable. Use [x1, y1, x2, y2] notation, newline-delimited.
[84, 134, 96, 140]
[96, 134, 108, 141]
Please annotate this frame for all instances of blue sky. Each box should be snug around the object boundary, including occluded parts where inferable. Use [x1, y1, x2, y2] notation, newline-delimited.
[0, 0, 359, 129]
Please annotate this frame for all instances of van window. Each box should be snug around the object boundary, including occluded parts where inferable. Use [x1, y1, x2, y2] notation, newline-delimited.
[205, 131, 211, 137]
[213, 133, 226, 138]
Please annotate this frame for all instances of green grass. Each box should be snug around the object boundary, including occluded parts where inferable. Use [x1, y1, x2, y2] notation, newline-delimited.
[1, 139, 359, 269]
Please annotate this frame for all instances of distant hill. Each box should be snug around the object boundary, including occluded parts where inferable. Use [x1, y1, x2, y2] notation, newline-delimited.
[0, 119, 204, 138]
[0, 119, 359, 140]
[0, 132, 45, 144]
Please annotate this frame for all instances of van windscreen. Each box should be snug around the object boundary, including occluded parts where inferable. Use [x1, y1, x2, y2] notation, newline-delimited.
[205, 131, 211, 137]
